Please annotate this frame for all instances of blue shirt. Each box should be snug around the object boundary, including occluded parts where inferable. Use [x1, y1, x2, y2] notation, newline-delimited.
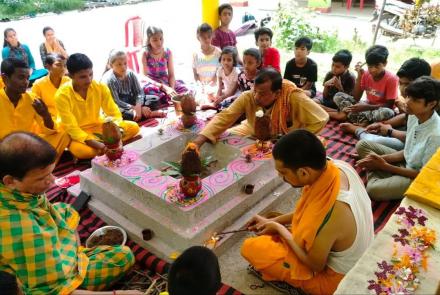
[2, 44, 36, 69]
[404, 112, 440, 170]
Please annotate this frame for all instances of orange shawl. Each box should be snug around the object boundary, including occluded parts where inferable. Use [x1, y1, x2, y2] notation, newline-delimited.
[270, 80, 298, 136]
[287, 160, 340, 280]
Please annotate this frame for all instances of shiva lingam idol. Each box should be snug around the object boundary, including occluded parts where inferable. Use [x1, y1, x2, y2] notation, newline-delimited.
[180, 94, 198, 129]
[102, 117, 124, 161]
[179, 143, 203, 198]
[254, 109, 272, 152]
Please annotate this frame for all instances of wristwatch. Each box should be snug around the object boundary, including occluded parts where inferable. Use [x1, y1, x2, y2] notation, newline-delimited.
[386, 128, 393, 137]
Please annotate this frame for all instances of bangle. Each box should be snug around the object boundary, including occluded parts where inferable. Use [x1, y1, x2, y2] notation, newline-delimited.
[387, 128, 393, 137]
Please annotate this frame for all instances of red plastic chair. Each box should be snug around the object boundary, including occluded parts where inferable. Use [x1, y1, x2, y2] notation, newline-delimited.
[124, 16, 144, 74]
[346, 0, 364, 10]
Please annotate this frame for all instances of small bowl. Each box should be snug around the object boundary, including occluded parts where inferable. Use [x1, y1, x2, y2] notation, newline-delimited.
[85, 225, 127, 248]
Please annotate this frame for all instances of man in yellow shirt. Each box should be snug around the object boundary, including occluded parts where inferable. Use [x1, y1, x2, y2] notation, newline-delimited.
[55, 53, 140, 159]
[193, 68, 329, 147]
[0, 57, 69, 159]
[32, 53, 70, 123]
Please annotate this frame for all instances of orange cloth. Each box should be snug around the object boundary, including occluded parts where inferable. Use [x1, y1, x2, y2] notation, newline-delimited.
[271, 80, 294, 135]
[241, 161, 341, 292]
[431, 60, 440, 80]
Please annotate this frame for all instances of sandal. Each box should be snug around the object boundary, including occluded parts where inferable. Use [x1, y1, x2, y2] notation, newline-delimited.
[247, 265, 306, 295]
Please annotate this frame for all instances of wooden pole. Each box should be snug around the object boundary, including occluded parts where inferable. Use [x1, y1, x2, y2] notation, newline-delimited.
[372, 0, 387, 45]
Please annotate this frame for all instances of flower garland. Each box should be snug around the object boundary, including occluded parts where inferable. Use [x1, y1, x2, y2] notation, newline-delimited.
[367, 206, 436, 294]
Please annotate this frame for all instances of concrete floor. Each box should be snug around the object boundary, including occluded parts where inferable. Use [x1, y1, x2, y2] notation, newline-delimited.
[218, 189, 301, 294]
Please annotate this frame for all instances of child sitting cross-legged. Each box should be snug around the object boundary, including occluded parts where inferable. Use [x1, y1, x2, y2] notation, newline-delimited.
[102, 50, 165, 122]
[356, 76, 440, 201]
[142, 26, 188, 103]
[55, 53, 140, 160]
[315, 49, 355, 110]
[331, 45, 398, 125]
[339, 57, 432, 151]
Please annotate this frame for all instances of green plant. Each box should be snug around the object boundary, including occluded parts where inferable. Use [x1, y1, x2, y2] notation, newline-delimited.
[272, 0, 340, 53]
[161, 156, 215, 178]
[0, 0, 84, 18]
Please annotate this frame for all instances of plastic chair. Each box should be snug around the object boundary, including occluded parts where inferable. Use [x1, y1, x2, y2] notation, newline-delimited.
[346, 0, 365, 10]
[124, 16, 145, 74]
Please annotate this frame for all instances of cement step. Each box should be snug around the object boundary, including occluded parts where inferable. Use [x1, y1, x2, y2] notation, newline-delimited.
[78, 165, 286, 250]
[88, 182, 300, 260]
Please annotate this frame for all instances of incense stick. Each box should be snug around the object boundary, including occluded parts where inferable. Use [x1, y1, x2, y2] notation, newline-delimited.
[216, 228, 249, 236]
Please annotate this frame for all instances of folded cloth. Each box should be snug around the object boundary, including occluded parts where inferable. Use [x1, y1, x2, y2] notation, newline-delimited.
[405, 147, 440, 209]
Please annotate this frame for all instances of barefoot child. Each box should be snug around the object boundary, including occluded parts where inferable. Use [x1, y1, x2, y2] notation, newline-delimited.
[356, 76, 440, 201]
[332, 45, 398, 125]
[142, 26, 188, 103]
[339, 58, 432, 151]
[102, 50, 165, 122]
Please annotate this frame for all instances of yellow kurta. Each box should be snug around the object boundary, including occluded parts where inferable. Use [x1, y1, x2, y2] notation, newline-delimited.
[200, 80, 329, 143]
[0, 88, 70, 158]
[431, 60, 440, 80]
[31, 75, 71, 122]
[55, 80, 140, 159]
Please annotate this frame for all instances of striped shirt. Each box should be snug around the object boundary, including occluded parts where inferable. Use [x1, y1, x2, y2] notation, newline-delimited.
[192, 46, 221, 84]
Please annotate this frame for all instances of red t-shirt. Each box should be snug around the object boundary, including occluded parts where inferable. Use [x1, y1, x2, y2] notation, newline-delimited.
[212, 28, 237, 49]
[262, 47, 280, 72]
[360, 70, 398, 105]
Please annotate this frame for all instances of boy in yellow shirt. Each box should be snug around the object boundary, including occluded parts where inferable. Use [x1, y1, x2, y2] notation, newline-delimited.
[55, 53, 140, 159]
[0, 57, 69, 159]
[32, 53, 70, 123]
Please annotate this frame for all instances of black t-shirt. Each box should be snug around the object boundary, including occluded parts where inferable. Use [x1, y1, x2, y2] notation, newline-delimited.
[283, 58, 318, 97]
[323, 70, 356, 101]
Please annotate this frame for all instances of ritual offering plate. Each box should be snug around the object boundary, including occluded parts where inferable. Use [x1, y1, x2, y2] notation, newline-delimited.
[86, 226, 127, 248]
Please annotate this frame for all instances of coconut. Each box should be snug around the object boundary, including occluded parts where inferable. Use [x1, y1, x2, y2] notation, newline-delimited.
[254, 114, 271, 141]
[180, 94, 197, 115]
[181, 143, 202, 177]
[102, 118, 122, 145]
[181, 113, 197, 129]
